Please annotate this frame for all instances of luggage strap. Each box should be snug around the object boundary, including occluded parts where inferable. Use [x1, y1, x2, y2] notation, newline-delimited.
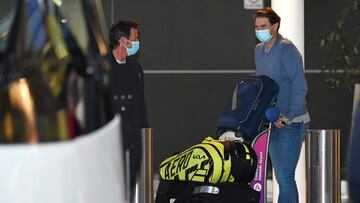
[193, 186, 220, 195]
[231, 83, 239, 111]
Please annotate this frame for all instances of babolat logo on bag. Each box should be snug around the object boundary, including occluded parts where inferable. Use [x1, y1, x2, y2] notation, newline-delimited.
[159, 137, 257, 184]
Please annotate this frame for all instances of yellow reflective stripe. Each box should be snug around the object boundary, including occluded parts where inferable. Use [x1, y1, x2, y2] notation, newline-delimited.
[241, 143, 252, 161]
[195, 169, 207, 175]
[192, 174, 206, 182]
[159, 146, 197, 181]
[221, 154, 232, 182]
[228, 175, 235, 182]
[204, 140, 232, 183]
[242, 143, 250, 153]
[181, 148, 208, 180]
[200, 143, 223, 183]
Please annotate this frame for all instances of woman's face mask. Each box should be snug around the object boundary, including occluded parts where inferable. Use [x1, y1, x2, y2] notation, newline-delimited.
[255, 29, 273, 43]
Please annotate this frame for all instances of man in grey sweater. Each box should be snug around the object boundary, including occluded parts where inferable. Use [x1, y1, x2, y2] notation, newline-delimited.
[254, 7, 310, 203]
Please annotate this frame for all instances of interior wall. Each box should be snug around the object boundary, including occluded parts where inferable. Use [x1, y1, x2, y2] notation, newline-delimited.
[101, 0, 355, 175]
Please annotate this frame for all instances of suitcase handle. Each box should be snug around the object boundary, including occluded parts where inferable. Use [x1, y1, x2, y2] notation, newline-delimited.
[193, 186, 220, 195]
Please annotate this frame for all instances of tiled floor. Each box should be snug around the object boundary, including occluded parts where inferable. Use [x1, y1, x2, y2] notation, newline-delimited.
[153, 174, 350, 202]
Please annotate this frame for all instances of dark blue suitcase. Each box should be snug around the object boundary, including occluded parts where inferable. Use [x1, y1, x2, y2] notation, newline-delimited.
[216, 75, 279, 141]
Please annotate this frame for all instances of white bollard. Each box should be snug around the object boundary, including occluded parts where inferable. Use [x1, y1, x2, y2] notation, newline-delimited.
[271, 0, 306, 202]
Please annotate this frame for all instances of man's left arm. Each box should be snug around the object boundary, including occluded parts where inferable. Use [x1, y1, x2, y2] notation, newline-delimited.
[134, 59, 150, 128]
[281, 44, 308, 120]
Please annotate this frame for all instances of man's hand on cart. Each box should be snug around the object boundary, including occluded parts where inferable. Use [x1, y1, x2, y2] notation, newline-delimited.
[266, 107, 291, 128]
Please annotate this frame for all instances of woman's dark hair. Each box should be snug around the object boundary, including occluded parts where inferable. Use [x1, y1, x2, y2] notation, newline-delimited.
[109, 20, 139, 50]
[254, 7, 281, 31]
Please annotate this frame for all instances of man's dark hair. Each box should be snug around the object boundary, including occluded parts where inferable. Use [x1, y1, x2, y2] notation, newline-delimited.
[254, 7, 281, 31]
[109, 20, 139, 50]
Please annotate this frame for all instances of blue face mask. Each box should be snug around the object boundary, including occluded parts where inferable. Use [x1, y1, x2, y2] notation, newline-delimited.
[255, 29, 273, 43]
[126, 41, 140, 56]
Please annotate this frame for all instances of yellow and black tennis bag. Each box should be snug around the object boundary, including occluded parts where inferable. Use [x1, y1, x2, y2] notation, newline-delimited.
[159, 137, 257, 184]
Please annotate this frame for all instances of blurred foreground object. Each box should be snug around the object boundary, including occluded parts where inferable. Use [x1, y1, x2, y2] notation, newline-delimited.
[0, 0, 126, 202]
[349, 84, 360, 202]
[0, 0, 113, 142]
[0, 116, 125, 203]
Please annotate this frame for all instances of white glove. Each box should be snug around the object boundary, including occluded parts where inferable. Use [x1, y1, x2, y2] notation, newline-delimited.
[218, 131, 237, 141]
